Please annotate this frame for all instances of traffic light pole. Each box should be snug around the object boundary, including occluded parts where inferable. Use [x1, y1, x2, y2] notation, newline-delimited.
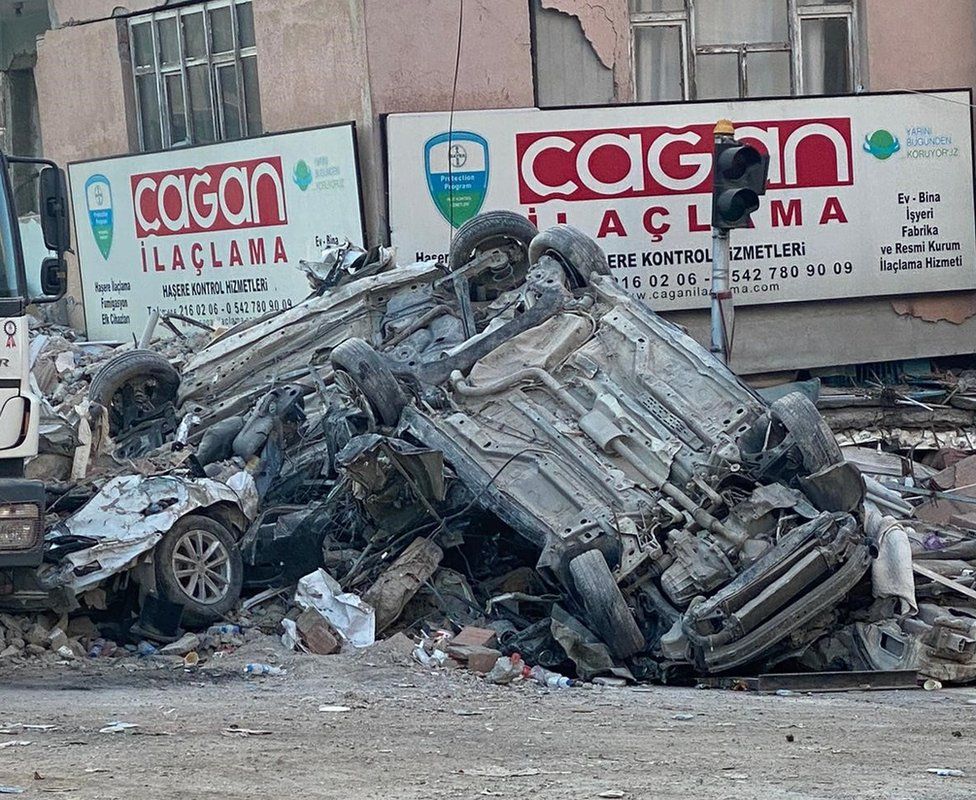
[710, 120, 736, 364]
[710, 226, 732, 363]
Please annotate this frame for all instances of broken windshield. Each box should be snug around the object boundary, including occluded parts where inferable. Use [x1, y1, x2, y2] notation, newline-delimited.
[0, 165, 24, 299]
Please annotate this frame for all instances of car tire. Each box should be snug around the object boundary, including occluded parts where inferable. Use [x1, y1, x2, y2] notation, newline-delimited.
[770, 391, 843, 472]
[528, 225, 610, 288]
[88, 349, 180, 436]
[447, 210, 539, 273]
[569, 549, 646, 659]
[330, 338, 408, 427]
[154, 514, 243, 627]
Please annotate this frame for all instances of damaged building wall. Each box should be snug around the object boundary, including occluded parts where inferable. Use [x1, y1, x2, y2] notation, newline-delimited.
[34, 17, 133, 331]
[535, 0, 631, 103]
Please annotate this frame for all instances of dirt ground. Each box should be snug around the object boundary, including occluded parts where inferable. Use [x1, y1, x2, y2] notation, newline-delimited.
[2, 638, 975, 800]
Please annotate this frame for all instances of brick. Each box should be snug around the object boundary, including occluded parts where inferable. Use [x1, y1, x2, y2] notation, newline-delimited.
[447, 643, 502, 674]
[451, 626, 497, 650]
[296, 608, 341, 655]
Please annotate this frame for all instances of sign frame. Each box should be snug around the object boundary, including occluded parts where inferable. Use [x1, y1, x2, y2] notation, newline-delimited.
[68, 120, 367, 339]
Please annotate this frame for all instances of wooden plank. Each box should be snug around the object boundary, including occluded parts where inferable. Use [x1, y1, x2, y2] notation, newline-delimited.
[913, 562, 976, 602]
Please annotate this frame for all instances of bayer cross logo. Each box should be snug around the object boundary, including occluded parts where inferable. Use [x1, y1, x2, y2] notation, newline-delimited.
[93, 185, 105, 206]
[449, 144, 468, 168]
[424, 130, 489, 229]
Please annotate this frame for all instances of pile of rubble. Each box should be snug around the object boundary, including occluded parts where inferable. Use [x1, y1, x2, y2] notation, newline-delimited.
[4, 212, 976, 687]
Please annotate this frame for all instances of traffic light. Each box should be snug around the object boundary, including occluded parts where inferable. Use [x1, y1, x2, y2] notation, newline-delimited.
[711, 140, 770, 229]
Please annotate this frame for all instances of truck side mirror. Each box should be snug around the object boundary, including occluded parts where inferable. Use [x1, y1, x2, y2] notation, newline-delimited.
[38, 166, 69, 255]
[40, 256, 65, 298]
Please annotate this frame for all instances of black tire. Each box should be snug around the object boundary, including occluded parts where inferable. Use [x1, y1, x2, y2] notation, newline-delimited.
[89, 350, 180, 436]
[448, 210, 538, 272]
[154, 515, 243, 627]
[770, 391, 843, 472]
[528, 225, 610, 288]
[569, 549, 646, 659]
[330, 338, 407, 427]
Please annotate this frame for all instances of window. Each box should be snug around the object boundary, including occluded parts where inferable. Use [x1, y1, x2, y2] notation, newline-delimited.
[631, 0, 858, 102]
[129, 0, 261, 151]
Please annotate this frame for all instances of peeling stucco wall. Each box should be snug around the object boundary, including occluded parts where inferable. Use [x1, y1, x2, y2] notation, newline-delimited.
[541, 0, 632, 101]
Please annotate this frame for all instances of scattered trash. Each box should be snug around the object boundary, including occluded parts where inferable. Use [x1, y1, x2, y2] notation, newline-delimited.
[222, 726, 273, 737]
[923, 678, 943, 691]
[98, 722, 139, 734]
[0, 741, 32, 749]
[598, 792, 625, 799]
[243, 663, 286, 677]
[927, 768, 965, 777]
[0, 788, 25, 795]
[317, 705, 352, 713]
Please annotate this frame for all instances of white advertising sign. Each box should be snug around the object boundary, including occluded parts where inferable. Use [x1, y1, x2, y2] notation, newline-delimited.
[69, 123, 364, 339]
[387, 91, 976, 311]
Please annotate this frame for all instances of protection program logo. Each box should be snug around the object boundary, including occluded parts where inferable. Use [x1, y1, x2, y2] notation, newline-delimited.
[863, 130, 901, 160]
[293, 159, 313, 191]
[84, 174, 113, 259]
[424, 131, 489, 228]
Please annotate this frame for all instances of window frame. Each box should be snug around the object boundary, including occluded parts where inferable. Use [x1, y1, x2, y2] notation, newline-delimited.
[129, 0, 259, 152]
[629, 0, 860, 102]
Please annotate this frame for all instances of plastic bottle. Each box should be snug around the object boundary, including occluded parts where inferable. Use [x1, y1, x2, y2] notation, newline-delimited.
[87, 639, 105, 658]
[209, 624, 242, 636]
[527, 664, 574, 689]
[244, 663, 286, 676]
[136, 640, 157, 656]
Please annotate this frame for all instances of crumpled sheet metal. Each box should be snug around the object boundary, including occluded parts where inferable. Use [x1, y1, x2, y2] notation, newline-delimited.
[48, 471, 257, 593]
[295, 568, 375, 648]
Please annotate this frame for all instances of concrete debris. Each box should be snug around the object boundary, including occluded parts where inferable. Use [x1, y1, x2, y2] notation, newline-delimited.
[3, 215, 976, 690]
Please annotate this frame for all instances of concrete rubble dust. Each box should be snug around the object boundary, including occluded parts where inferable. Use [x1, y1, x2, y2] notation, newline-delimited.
[4, 212, 976, 691]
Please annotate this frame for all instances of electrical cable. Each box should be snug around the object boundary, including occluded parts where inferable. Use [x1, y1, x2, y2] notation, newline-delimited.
[447, 0, 465, 250]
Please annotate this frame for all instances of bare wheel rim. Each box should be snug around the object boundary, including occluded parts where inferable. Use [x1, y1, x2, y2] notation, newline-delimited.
[171, 529, 231, 605]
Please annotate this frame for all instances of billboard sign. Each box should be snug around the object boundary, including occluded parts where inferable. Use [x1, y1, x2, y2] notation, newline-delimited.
[386, 91, 976, 311]
[69, 123, 365, 340]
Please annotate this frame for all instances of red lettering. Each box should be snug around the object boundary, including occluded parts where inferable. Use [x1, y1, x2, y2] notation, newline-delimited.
[643, 207, 670, 236]
[597, 209, 627, 238]
[191, 243, 204, 271]
[171, 244, 185, 271]
[131, 157, 288, 238]
[273, 236, 288, 264]
[229, 240, 244, 267]
[516, 118, 853, 204]
[819, 196, 848, 225]
[248, 238, 266, 265]
[687, 205, 710, 233]
[771, 198, 802, 227]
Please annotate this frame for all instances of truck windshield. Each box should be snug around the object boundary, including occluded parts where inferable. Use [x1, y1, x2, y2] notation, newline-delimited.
[0, 162, 25, 298]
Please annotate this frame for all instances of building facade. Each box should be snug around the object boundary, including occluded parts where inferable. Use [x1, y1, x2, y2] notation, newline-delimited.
[2, 0, 976, 371]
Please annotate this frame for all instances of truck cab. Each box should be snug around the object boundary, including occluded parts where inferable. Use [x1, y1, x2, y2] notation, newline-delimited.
[0, 151, 70, 606]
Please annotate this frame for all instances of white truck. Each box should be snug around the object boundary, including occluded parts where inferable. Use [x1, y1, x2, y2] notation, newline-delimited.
[0, 153, 70, 606]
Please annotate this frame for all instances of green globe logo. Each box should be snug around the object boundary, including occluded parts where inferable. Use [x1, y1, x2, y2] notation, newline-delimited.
[863, 130, 901, 160]
[293, 159, 313, 191]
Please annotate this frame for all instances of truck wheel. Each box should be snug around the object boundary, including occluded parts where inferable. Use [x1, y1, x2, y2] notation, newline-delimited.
[88, 350, 180, 436]
[528, 225, 610, 288]
[569, 549, 646, 659]
[154, 515, 243, 627]
[770, 392, 843, 472]
[330, 338, 407, 427]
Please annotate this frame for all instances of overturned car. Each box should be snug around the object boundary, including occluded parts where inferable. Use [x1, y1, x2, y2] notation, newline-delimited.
[24, 211, 976, 680]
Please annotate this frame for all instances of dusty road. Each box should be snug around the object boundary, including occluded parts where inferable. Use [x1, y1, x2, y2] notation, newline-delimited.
[1, 640, 974, 800]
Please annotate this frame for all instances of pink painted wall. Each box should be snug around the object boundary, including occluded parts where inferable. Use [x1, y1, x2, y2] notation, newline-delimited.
[35, 19, 133, 329]
[364, 0, 534, 115]
[864, 0, 976, 94]
[49, 0, 159, 26]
